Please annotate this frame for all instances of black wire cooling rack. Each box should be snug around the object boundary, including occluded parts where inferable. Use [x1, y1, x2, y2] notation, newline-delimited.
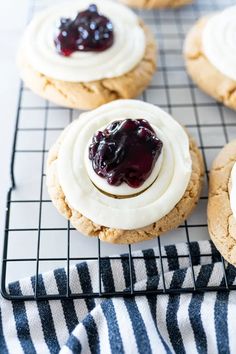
[2, 0, 236, 301]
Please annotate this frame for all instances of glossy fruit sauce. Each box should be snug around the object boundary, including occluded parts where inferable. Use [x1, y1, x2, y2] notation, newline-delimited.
[89, 119, 163, 188]
[54, 4, 114, 56]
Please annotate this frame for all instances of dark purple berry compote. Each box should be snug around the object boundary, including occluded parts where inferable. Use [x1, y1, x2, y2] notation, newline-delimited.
[89, 119, 163, 189]
[54, 4, 114, 56]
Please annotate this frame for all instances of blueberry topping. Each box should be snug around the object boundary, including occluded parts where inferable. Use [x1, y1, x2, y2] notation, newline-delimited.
[54, 4, 114, 56]
[89, 119, 163, 188]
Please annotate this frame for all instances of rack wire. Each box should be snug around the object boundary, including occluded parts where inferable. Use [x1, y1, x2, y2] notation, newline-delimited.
[1, 0, 236, 301]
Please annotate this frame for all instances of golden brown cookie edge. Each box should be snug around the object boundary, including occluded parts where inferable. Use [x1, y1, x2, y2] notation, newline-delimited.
[46, 124, 204, 244]
[184, 16, 236, 111]
[18, 22, 157, 110]
[208, 140, 236, 266]
[120, 0, 192, 9]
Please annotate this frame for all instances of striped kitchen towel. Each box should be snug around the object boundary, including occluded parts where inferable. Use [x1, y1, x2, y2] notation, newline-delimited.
[1, 240, 236, 354]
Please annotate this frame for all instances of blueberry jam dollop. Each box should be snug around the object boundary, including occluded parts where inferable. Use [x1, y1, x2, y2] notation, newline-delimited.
[54, 4, 114, 57]
[89, 119, 163, 189]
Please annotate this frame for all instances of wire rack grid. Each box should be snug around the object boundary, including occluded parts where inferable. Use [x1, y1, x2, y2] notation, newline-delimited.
[1, 0, 236, 301]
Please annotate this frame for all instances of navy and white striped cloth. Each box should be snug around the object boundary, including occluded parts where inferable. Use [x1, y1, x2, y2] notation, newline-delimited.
[1, 240, 236, 354]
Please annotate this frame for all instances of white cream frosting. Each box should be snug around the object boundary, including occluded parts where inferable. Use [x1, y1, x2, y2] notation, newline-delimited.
[22, 0, 146, 82]
[230, 162, 236, 219]
[202, 5, 236, 81]
[56, 100, 192, 230]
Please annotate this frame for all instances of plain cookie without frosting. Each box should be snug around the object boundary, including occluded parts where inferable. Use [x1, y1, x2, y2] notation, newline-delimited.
[18, 22, 156, 110]
[184, 16, 236, 111]
[120, 0, 192, 8]
[208, 140, 236, 266]
[46, 130, 204, 244]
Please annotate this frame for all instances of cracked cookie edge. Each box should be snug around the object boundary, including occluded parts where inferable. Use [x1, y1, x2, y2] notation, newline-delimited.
[46, 127, 204, 244]
[208, 140, 236, 266]
[184, 16, 236, 111]
[17, 21, 157, 110]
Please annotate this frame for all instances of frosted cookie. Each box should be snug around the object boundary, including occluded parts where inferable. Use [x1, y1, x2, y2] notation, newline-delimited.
[184, 6, 236, 110]
[119, 0, 192, 9]
[18, 1, 156, 110]
[46, 99, 204, 244]
[208, 141, 236, 266]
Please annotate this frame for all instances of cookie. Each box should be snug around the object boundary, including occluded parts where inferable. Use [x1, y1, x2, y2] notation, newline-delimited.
[46, 103, 204, 244]
[18, 1, 157, 111]
[208, 141, 236, 266]
[120, 0, 192, 8]
[184, 16, 236, 111]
